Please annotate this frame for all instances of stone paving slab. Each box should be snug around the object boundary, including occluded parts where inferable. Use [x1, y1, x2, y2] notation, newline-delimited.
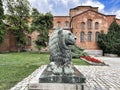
[94, 57, 120, 68]
[10, 65, 120, 90]
[76, 66, 120, 90]
[28, 83, 83, 90]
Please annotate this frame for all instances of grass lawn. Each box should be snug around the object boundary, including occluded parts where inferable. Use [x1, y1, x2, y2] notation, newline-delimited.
[0, 52, 89, 90]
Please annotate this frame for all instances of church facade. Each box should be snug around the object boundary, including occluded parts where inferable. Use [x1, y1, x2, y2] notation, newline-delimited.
[51, 6, 120, 55]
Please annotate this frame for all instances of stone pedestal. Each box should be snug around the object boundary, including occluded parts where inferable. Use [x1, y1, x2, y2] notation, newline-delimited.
[29, 83, 84, 90]
[39, 66, 85, 83]
[28, 66, 86, 90]
[28, 66, 85, 90]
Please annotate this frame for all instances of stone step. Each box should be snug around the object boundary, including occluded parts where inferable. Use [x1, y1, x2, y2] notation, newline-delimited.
[28, 83, 84, 90]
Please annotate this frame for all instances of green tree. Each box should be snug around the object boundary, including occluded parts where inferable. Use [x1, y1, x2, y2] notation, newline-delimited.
[108, 21, 120, 56]
[31, 8, 53, 51]
[97, 31, 107, 55]
[97, 21, 120, 56]
[5, 0, 30, 52]
[0, 0, 5, 45]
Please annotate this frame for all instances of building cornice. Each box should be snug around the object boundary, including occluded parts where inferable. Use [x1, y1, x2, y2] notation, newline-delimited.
[70, 6, 98, 10]
[54, 16, 70, 17]
[71, 9, 116, 18]
[116, 18, 120, 20]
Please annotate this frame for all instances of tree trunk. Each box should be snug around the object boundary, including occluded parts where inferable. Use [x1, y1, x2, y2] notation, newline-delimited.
[17, 47, 21, 53]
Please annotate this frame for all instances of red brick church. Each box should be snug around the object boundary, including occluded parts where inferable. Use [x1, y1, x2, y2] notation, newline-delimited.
[50, 6, 120, 55]
[0, 6, 120, 54]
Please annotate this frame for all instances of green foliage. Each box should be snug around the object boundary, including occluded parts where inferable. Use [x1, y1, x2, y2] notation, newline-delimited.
[70, 45, 88, 58]
[0, 0, 4, 19]
[0, 0, 5, 45]
[31, 8, 53, 50]
[0, 21, 5, 45]
[97, 31, 107, 53]
[35, 36, 46, 50]
[97, 21, 120, 56]
[5, 0, 30, 51]
[31, 8, 39, 18]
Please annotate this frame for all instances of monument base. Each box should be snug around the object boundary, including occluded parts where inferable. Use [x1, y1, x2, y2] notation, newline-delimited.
[29, 83, 85, 90]
[28, 65, 86, 90]
[39, 65, 85, 83]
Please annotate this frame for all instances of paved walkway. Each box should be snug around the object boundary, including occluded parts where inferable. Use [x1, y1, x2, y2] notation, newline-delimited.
[95, 57, 120, 68]
[11, 65, 120, 90]
[76, 66, 120, 90]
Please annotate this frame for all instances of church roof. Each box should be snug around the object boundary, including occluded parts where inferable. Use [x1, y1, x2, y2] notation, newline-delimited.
[72, 9, 116, 18]
[70, 6, 98, 10]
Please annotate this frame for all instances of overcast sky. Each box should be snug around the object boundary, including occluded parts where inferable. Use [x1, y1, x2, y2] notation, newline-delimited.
[29, 0, 120, 19]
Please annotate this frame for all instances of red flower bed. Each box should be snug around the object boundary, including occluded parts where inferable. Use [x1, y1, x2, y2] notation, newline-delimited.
[81, 56, 103, 63]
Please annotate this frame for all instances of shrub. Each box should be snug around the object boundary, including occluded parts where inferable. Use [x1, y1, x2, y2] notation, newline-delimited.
[70, 45, 88, 58]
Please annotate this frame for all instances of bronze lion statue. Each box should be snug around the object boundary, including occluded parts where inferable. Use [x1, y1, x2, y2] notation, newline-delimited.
[49, 29, 76, 75]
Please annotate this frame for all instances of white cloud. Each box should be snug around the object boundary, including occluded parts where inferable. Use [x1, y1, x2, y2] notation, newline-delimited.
[51, 0, 80, 8]
[110, 10, 120, 19]
[29, 0, 53, 13]
[29, 0, 81, 15]
[115, 10, 120, 18]
[103, 5, 120, 19]
[81, 0, 105, 12]
[60, 0, 68, 7]
[72, 0, 80, 5]
[62, 0, 80, 7]
[52, 0, 105, 13]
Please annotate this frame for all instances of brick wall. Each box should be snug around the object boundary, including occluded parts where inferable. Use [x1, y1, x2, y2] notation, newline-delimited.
[116, 19, 120, 24]
[53, 16, 70, 29]
[0, 32, 10, 52]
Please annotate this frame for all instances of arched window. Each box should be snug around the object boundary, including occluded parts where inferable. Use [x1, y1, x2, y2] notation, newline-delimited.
[81, 22, 85, 29]
[88, 19, 92, 29]
[88, 31, 92, 41]
[65, 21, 69, 27]
[95, 32, 99, 41]
[57, 21, 61, 28]
[95, 22, 99, 29]
[80, 32, 84, 42]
